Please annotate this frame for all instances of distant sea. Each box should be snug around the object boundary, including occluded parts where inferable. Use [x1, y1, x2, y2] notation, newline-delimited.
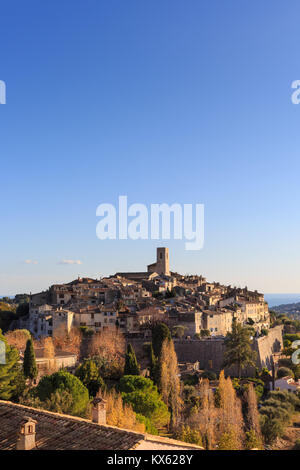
[264, 294, 300, 308]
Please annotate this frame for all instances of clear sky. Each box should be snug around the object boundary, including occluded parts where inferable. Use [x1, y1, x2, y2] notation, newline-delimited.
[1, 0, 300, 295]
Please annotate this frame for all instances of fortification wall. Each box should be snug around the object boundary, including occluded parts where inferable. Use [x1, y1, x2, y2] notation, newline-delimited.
[174, 339, 225, 370]
[128, 325, 284, 375]
[253, 325, 283, 370]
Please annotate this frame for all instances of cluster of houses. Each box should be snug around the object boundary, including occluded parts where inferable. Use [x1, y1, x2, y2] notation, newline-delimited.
[16, 247, 270, 341]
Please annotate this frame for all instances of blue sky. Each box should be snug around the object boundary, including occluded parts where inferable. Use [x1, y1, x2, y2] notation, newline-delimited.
[1, 0, 300, 295]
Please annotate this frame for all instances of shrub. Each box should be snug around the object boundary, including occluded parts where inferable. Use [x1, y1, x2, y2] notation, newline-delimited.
[294, 439, 300, 450]
[184, 374, 199, 386]
[174, 425, 202, 446]
[200, 329, 210, 337]
[200, 370, 217, 381]
[260, 416, 284, 445]
[245, 429, 263, 450]
[218, 429, 240, 450]
[284, 334, 300, 343]
[277, 367, 294, 379]
[79, 326, 94, 337]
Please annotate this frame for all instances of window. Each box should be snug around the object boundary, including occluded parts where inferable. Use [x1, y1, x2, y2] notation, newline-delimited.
[91, 313, 94, 319]
[95, 322, 101, 327]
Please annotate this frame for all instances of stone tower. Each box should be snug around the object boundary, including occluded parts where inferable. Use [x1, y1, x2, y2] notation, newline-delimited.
[148, 247, 170, 276]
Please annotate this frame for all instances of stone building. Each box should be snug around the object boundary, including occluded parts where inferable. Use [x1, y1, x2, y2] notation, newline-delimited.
[147, 247, 170, 276]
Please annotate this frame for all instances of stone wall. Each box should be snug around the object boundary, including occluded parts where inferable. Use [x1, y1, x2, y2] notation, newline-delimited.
[128, 325, 284, 376]
[253, 325, 283, 370]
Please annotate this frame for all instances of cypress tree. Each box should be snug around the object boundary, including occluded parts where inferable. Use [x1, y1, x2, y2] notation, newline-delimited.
[23, 338, 38, 382]
[149, 343, 158, 384]
[152, 323, 171, 358]
[124, 343, 140, 375]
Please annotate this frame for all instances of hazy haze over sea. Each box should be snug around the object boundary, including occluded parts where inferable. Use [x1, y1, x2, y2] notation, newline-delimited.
[264, 294, 300, 308]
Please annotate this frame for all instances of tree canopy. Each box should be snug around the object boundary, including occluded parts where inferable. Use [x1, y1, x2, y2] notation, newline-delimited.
[119, 375, 170, 430]
[223, 320, 256, 377]
[124, 343, 140, 375]
[152, 322, 171, 358]
[0, 329, 22, 400]
[75, 359, 104, 397]
[36, 370, 90, 417]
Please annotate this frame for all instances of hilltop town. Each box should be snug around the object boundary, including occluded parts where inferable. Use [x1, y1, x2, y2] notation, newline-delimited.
[2, 248, 300, 451]
[19, 247, 270, 342]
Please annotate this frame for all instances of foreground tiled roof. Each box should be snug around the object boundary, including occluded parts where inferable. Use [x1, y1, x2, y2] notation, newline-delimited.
[0, 401, 203, 450]
[0, 401, 144, 450]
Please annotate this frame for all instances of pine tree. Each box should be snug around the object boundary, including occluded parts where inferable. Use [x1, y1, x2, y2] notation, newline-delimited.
[75, 359, 105, 397]
[223, 320, 256, 377]
[23, 338, 38, 383]
[124, 344, 140, 375]
[0, 330, 21, 400]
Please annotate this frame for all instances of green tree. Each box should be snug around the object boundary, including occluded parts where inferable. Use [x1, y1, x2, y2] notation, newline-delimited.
[23, 338, 38, 383]
[223, 320, 256, 377]
[149, 343, 158, 383]
[260, 415, 284, 445]
[36, 370, 89, 417]
[75, 359, 105, 397]
[152, 323, 171, 358]
[119, 375, 170, 430]
[0, 329, 22, 400]
[124, 344, 140, 375]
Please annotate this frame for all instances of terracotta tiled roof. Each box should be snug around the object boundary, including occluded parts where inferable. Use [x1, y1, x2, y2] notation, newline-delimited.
[0, 401, 144, 450]
[0, 401, 203, 450]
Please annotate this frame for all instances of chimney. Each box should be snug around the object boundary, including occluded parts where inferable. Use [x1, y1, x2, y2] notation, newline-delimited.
[92, 397, 107, 425]
[16, 417, 37, 450]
